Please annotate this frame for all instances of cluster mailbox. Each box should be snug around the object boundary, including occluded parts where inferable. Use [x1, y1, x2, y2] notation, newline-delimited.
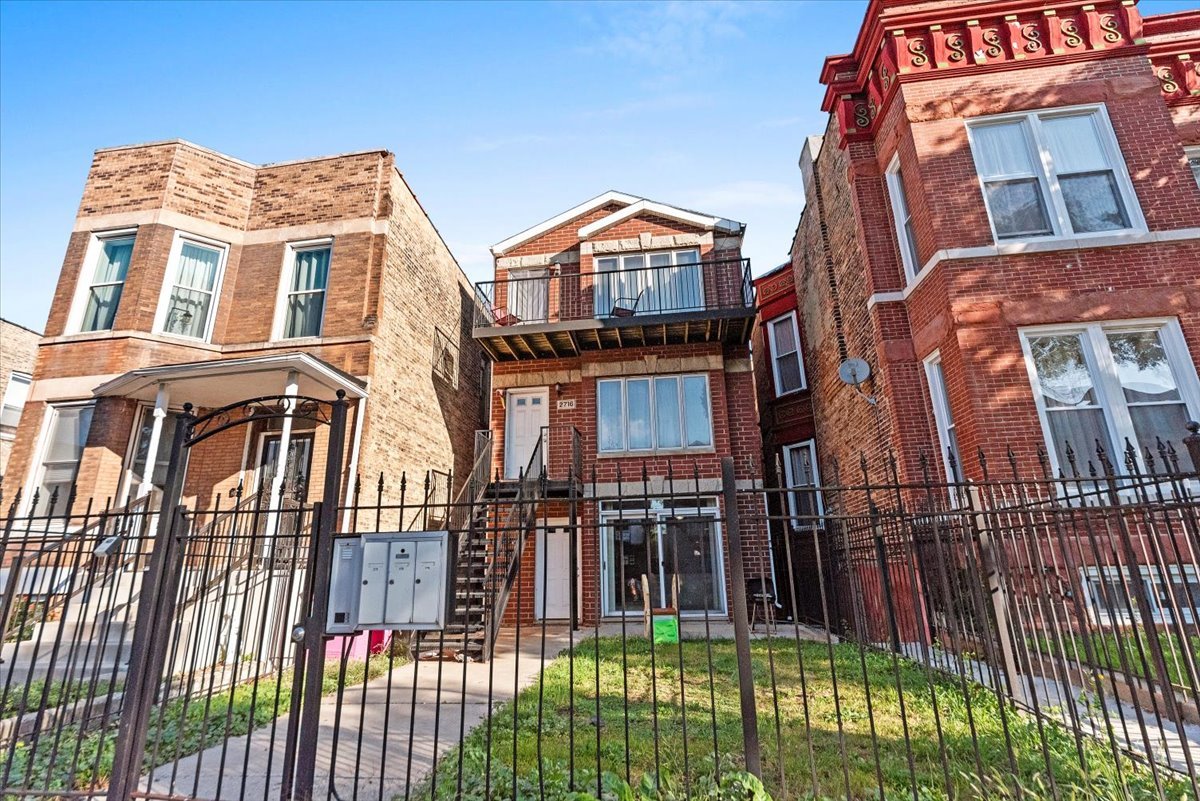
[326, 532, 450, 634]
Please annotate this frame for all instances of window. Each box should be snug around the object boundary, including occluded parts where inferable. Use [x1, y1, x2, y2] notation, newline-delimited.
[924, 353, 962, 481]
[782, 440, 821, 529]
[156, 234, 227, 340]
[1082, 564, 1200, 626]
[507, 267, 549, 323]
[594, 249, 701, 316]
[966, 106, 1141, 242]
[1, 372, 31, 432]
[1186, 146, 1200, 190]
[78, 234, 135, 332]
[280, 243, 331, 338]
[34, 404, 94, 515]
[885, 155, 920, 282]
[766, 311, 805, 395]
[597, 374, 712, 453]
[128, 406, 181, 493]
[1020, 320, 1199, 476]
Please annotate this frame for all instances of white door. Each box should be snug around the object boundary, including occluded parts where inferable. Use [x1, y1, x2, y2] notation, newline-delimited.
[505, 389, 548, 479]
[535, 525, 572, 619]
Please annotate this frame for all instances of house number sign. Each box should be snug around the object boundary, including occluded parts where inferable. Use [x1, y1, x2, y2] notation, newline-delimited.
[557, 399, 576, 410]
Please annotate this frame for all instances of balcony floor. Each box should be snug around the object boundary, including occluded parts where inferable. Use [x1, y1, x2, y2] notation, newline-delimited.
[473, 308, 754, 361]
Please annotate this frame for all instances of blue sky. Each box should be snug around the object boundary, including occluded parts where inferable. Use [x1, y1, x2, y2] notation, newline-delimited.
[0, 0, 1192, 332]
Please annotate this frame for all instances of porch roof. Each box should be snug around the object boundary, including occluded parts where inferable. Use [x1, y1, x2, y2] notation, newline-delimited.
[92, 352, 367, 407]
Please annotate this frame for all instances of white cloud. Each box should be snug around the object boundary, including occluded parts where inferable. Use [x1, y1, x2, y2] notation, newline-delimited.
[464, 133, 556, 153]
[682, 180, 803, 213]
[587, 1, 760, 71]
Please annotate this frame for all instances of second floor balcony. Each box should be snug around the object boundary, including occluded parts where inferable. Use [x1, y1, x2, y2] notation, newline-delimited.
[473, 257, 755, 360]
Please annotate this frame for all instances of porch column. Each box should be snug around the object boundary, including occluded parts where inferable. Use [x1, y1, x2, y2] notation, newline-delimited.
[137, 383, 170, 498]
[268, 370, 301, 511]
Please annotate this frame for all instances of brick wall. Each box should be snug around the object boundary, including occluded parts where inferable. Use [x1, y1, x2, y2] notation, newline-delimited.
[0, 319, 41, 476]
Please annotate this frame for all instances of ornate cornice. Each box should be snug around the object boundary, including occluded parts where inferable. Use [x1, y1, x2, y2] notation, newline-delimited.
[821, 0, 1162, 146]
[1144, 11, 1200, 106]
[756, 268, 795, 304]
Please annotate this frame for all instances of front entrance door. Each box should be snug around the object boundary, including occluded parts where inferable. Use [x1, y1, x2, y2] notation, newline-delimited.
[258, 433, 315, 500]
[535, 525, 572, 619]
[504, 388, 548, 479]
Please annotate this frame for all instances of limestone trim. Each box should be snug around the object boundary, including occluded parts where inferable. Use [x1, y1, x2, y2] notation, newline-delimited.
[496, 252, 581, 269]
[73, 208, 388, 246]
[39, 329, 375, 353]
[580, 354, 725, 378]
[866, 226, 1200, 310]
[29, 375, 122, 402]
[492, 369, 582, 389]
[588, 232, 712, 255]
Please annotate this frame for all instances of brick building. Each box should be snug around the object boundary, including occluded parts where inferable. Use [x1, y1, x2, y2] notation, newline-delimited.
[6, 140, 484, 520]
[0, 318, 41, 476]
[789, 0, 1200, 492]
[472, 192, 767, 624]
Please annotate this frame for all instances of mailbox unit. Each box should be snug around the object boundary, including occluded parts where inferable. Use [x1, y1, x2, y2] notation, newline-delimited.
[327, 531, 451, 634]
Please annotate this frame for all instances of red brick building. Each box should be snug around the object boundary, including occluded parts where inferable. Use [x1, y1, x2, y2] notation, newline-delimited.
[6, 140, 484, 521]
[790, 0, 1200, 492]
[473, 192, 767, 624]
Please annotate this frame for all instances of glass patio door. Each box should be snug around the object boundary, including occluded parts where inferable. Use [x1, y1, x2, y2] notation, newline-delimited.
[601, 509, 725, 616]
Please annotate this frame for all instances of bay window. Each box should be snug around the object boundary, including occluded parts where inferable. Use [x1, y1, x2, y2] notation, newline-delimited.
[594, 249, 701, 317]
[766, 311, 805, 395]
[597, 374, 712, 453]
[156, 234, 226, 340]
[1187, 146, 1200, 190]
[279, 243, 331, 339]
[966, 105, 1142, 242]
[79, 233, 135, 332]
[1020, 320, 1199, 476]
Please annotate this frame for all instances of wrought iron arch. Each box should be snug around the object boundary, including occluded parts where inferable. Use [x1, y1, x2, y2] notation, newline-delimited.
[182, 390, 345, 447]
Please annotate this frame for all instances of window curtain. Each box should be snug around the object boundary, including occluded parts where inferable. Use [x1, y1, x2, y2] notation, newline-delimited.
[285, 248, 330, 338]
[1107, 331, 1194, 470]
[166, 244, 220, 337]
[972, 122, 1034, 177]
[510, 268, 548, 322]
[1042, 115, 1127, 232]
[82, 239, 133, 332]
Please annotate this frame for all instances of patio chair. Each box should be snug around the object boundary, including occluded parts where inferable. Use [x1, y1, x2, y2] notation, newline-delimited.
[747, 577, 776, 633]
[610, 290, 645, 318]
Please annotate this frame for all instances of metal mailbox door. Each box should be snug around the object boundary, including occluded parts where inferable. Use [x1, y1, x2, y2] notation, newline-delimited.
[411, 540, 443, 624]
[358, 540, 390, 625]
[385, 542, 417, 625]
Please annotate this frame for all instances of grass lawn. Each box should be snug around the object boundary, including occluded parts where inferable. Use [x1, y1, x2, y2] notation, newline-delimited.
[3, 654, 392, 793]
[415, 636, 1191, 801]
[1031, 630, 1200, 693]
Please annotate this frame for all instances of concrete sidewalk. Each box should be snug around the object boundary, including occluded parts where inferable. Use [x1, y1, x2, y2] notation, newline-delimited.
[143, 627, 574, 801]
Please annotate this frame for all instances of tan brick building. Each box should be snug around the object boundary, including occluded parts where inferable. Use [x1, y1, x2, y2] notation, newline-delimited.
[473, 192, 768, 625]
[791, 0, 1200, 489]
[6, 140, 484, 518]
[0, 318, 41, 477]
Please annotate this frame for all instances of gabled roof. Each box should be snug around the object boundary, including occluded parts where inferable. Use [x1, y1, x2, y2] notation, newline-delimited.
[491, 191, 746, 256]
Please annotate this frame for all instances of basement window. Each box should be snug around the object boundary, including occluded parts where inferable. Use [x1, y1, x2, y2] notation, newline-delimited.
[966, 105, 1144, 243]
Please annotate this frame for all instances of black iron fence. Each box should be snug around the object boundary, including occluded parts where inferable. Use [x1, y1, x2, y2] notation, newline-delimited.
[1, 429, 1199, 800]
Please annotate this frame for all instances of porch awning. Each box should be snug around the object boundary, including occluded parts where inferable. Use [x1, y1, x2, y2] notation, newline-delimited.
[92, 352, 367, 407]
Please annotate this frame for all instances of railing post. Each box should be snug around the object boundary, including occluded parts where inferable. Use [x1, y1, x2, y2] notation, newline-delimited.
[1185, 420, 1200, 471]
[107, 404, 194, 800]
[721, 457, 761, 777]
[291, 391, 348, 801]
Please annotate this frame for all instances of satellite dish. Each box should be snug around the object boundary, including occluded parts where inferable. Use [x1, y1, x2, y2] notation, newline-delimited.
[838, 358, 871, 386]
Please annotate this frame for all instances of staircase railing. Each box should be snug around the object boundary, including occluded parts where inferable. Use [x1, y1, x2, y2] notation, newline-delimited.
[481, 432, 545, 661]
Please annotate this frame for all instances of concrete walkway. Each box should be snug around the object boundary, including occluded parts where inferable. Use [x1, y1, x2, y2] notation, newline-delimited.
[143, 627, 574, 801]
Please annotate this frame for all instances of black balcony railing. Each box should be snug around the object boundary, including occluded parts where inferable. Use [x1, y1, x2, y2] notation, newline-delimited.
[473, 257, 754, 330]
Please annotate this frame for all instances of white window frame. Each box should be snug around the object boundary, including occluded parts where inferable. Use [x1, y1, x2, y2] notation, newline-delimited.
[596, 373, 713, 454]
[766, 311, 806, 396]
[781, 439, 823, 527]
[1186, 145, 1200, 191]
[272, 238, 333, 340]
[965, 103, 1146, 245]
[593, 248, 703, 317]
[0, 371, 31, 435]
[152, 230, 229, 342]
[923, 351, 961, 484]
[884, 154, 920, 283]
[1081, 564, 1200, 626]
[1018, 317, 1200, 478]
[21, 400, 96, 516]
[65, 228, 138, 334]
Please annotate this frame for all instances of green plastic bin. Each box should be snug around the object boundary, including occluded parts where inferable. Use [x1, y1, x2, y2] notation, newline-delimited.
[652, 614, 679, 644]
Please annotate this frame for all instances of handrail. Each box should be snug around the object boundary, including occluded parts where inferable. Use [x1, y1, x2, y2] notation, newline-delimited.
[481, 432, 544, 660]
[474, 257, 754, 329]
